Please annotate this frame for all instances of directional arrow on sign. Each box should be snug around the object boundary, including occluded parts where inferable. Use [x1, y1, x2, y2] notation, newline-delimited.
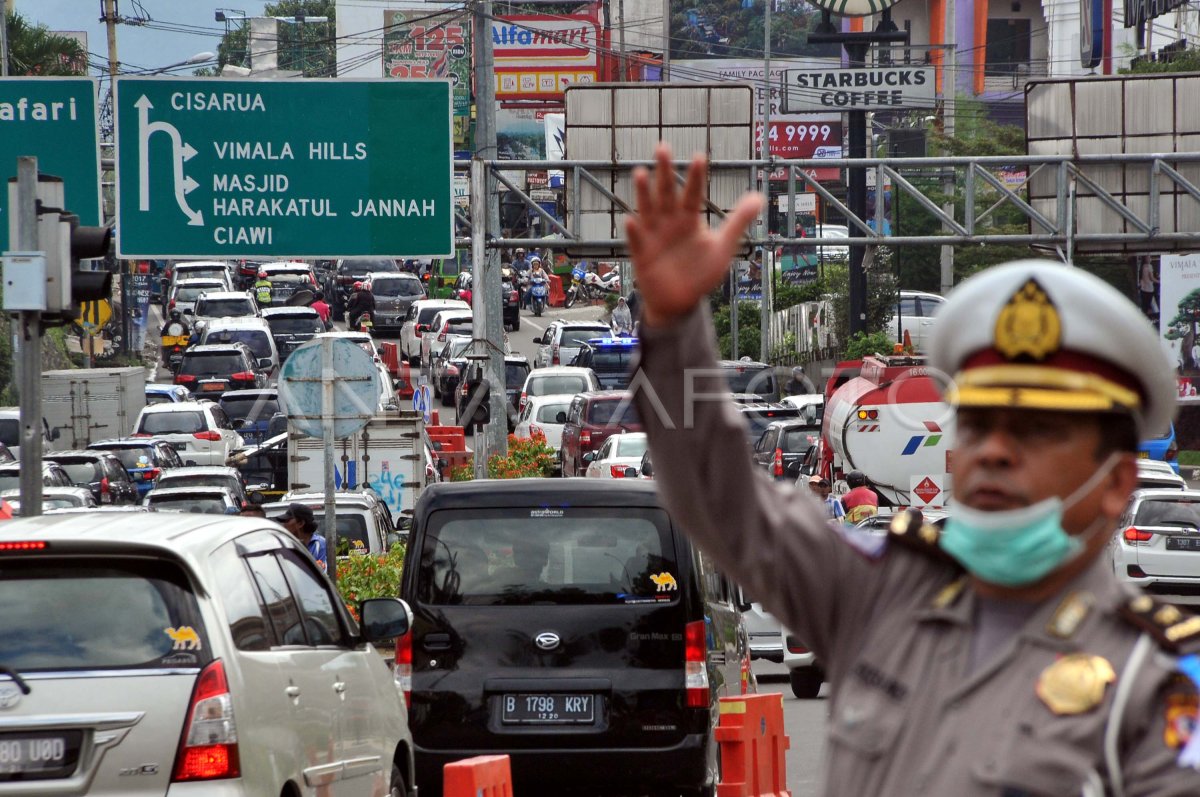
[136, 95, 204, 226]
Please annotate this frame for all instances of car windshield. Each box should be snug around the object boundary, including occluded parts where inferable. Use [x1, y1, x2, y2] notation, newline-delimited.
[174, 284, 222, 301]
[529, 375, 588, 397]
[267, 315, 322, 335]
[197, 298, 254, 317]
[536, 402, 570, 423]
[0, 558, 209, 671]
[51, 460, 103, 483]
[373, 278, 423, 297]
[157, 475, 238, 493]
[138, 411, 205, 435]
[93, 446, 156, 469]
[588, 348, 634, 371]
[0, 419, 17, 447]
[723, 365, 777, 396]
[341, 258, 397, 275]
[205, 331, 272, 360]
[561, 328, 609, 347]
[1134, 498, 1200, 528]
[616, 436, 648, 458]
[180, 353, 247, 376]
[220, 396, 279, 422]
[588, 400, 639, 426]
[506, 364, 530, 389]
[417, 507, 677, 605]
[149, 495, 229, 513]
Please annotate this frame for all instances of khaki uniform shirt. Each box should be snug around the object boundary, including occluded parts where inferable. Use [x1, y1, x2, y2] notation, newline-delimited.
[633, 307, 1200, 797]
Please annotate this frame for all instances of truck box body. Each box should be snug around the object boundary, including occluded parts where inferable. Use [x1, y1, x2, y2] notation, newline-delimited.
[287, 411, 428, 517]
[42, 367, 147, 451]
[821, 355, 953, 508]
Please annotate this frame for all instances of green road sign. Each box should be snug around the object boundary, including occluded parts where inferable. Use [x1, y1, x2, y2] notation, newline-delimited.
[0, 78, 101, 251]
[114, 77, 453, 258]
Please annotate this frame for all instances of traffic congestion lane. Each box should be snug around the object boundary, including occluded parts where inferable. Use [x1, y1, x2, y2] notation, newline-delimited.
[753, 660, 828, 797]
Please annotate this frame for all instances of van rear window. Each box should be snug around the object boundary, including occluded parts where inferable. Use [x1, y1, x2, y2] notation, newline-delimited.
[0, 558, 209, 671]
[417, 507, 677, 606]
[588, 400, 640, 426]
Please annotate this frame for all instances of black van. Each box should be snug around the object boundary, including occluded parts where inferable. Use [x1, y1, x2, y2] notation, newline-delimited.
[399, 479, 753, 797]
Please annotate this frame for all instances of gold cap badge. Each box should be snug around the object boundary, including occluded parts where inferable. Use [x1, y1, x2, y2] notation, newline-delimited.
[994, 279, 1062, 361]
[1036, 654, 1115, 715]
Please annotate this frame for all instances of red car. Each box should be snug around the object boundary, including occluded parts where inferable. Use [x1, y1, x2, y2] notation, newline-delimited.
[559, 391, 643, 477]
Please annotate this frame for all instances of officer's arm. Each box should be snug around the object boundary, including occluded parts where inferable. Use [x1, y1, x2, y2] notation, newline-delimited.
[632, 305, 888, 666]
[1115, 667, 1200, 796]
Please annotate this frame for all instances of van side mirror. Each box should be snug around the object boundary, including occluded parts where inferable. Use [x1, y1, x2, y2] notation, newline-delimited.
[359, 597, 412, 642]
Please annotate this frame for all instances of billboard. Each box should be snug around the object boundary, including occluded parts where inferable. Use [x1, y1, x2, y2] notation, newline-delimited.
[383, 7, 471, 117]
[493, 4, 604, 101]
[1159, 253, 1200, 398]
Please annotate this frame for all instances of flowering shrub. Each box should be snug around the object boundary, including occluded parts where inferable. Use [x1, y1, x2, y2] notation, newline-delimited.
[336, 543, 405, 621]
[449, 463, 474, 481]
[450, 431, 557, 480]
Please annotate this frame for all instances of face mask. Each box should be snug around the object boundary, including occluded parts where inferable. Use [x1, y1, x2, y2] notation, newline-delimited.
[940, 454, 1120, 588]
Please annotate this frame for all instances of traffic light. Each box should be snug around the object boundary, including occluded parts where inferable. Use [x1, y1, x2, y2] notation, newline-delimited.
[460, 376, 491, 429]
[65, 213, 113, 305]
[36, 210, 112, 325]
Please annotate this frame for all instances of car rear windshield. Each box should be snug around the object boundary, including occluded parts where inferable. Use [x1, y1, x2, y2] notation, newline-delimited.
[741, 409, 802, 442]
[93, 446, 156, 470]
[341, 258, 397, 275]
[150, 495, 229, 514]
[506, 364, 530, 389]
[536, 402, 570, 423]
[373, 278, 423, 297]
[588, 348, 634, 371]
[50, 459, 103, 484]
[177, 268, 226, 282]
[174, 284, 222, 301]
[220, 396, 279, 422]
[204, 331, 272, 360]
[0, 558, 209, 671]
[588, 399, 640, 426]
[723, 365, 778, 396]
[417, 506, 678, 605]
[445, 321, 472, 336]
[180, 352, 247, 376]
[138, 411, 206, 435]
[561, 328, 609, 347]
[616, 436, 649, 458]
[529, 375, 589, 397]
[268, 315, 323, 335]
[311, 513, 369, 553]
[782, 427, 820, 452]
[1134, 498, 1200, 527]
[0, 419, 17, 447]
[158, 475, 238, 493]
[197, 299, 254, 317]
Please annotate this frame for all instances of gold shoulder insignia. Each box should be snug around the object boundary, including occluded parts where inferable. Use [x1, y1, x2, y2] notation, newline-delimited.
[888, 516, 962, 568]
[1119, 595, 1200, 654]
[994, 278, 1061, 361]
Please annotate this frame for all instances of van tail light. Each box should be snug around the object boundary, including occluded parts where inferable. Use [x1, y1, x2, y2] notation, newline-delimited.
[1123, 527, 1153, 543]
[193, 431, 223, 442]
[141, 468, 161, 481]
[395, 629, 413, 707]
[175, 374, 197, 384]
[580, 430, 591, 447]
[230, 371, 257, 382]
[551, 344, 560, 365]
[100, 476, 110, 496]
[171, 659, 240, 782]
[773, 448, 784, 477]
[684, 620, 710, 708]
[785, 635, 808, 654]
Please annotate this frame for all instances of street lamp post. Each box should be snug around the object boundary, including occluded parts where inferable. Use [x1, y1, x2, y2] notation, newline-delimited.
[150, 51, 215, 75]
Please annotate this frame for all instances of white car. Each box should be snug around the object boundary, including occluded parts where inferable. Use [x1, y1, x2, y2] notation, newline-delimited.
[192, 290, 260, 323]
[133, 401, 244, 467]
[399, 298, 469, 365]
[153, 465, 249, 506]
[265, 490, 405, 555]
[1137, 459, 1187, 491]
[886, 290, 945, 353]
[201, 316, 281, 374]
[1111, 489, 1200, 596]
[0, 511, 415, 795]
[513, 393, 575, 454]
[533, 321, 613, 368]
[516, 366, 601, 417]
[168, 260, 234, 293]
[169, 278, 227, 316]
[583, 431, 649, 479]
[314, 331, 398, 411]
[144, 485, 241, 514]
[420, 311, 473, 374]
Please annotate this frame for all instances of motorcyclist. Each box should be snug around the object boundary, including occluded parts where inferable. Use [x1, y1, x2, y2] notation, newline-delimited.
[254, 270, 273, 307]
[511, 248, 531, 275]
[310, 291, 332, 329]
[784, 365, 817, 396]
[346, 281, 375, 330]
[841, 470, 879, 525]
[523, 255, 544, 308]
[611, 296, 634, 337]
[528, 259, 549, 311]
[161, 310, 191, 369]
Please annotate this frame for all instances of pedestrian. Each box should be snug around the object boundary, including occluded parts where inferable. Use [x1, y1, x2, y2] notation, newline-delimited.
[841, 470, 879, 525]
[784, 365, 817, 396]
[626, 284, 642, 324]
[611, 296, 634, 337]
[277, 503, 327, 571]
[1139, 256, 1159, 317]
[807, 475, 845, 521]
[310, 291, 331, 326]
[624, 143, 1199, 795]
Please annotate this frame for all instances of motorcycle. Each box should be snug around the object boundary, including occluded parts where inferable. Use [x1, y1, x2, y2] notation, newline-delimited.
[160, 332, 190, 373]
[530, 275, 549, 317]
[564, 265, 621, 309]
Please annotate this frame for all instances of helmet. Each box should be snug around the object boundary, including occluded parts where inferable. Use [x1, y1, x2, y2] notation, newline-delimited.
[353, 281, 364, 290]
[846, 471, 867, 488]
[258, 270, 267, 278]
[530, 255, 541, 263]
[792, 366, 804, 376]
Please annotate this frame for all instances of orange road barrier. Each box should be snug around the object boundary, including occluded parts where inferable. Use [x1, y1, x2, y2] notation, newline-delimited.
[378, 341, 401, 377]
[548, 273, 565, 307]
[394, 362, 415, 400]
[444, 754, 513, 797]
[715, 694, 791, 797]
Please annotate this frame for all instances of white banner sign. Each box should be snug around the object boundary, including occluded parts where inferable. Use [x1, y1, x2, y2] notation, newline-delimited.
[1158, 253, 1200, 398]
[781, 67, 937, 112]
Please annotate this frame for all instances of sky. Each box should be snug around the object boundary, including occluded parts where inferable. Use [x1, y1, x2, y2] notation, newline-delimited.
[25, 0, 271, 75]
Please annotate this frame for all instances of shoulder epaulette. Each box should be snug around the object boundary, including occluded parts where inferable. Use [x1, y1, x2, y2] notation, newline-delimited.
[886, 513, 962, 568]
[1119, 594, 1200, 654]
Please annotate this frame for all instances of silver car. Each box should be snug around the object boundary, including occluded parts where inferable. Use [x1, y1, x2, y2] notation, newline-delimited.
[0, 512, 415, 795]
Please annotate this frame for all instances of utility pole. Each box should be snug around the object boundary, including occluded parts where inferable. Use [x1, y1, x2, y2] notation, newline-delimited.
[1, 3, 9, 77]
[471, 0, 507, 465]
[15, 157, 43, 516]
[102, 0, 128, 353]
[617, 0, 626, 81]
[759, 0, 772, 364]
[660, 0, 670, 79]
[939, 7, 957, 296]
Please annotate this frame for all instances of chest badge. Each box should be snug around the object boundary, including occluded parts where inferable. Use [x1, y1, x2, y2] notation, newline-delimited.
[1036, 653, 1115, 715]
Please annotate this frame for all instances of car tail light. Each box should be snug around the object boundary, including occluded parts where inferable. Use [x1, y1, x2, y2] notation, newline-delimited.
[175, 374, 197, 384]
[1167, 440, 1179, 461]
[395, 629, 413, 707]
[437, 329, 448, 342]
[172, 660, 239, 782]
[1123, 527, 1153, 543]
[100, 476, 110, 495]
[230, 371, 257, 382]
[141, 468, 161, 481]
[684, 620, 710, 708]
[519, 392, 527, 412]
[509, 290, 519, 303]
[609, 465, 630, 478]
[0, 541, 48, 552]
[132, 432, 152, 438]
[1127, 565, 1147, 578]
[551, 344, 560, 365]
[580, 429, 591, 447]
[193, 431, 223, 441]
[415, 324, 427, 337]
[785, 635, 808, 654]
[773, 448, 784, 477]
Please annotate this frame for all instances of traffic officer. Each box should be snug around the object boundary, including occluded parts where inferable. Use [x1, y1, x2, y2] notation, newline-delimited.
[625, 143, 1200, 795]
[254, 270, 272, 307]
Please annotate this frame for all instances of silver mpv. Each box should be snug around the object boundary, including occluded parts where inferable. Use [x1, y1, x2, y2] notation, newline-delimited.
[0, 512, 415, 796]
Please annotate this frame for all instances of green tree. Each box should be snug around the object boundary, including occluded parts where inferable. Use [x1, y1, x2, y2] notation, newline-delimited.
[215, 0, 336, 77]
[4, 11, 86, 76]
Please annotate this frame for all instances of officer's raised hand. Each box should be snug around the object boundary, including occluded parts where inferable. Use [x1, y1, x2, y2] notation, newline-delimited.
[626, 143, 762, 328]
